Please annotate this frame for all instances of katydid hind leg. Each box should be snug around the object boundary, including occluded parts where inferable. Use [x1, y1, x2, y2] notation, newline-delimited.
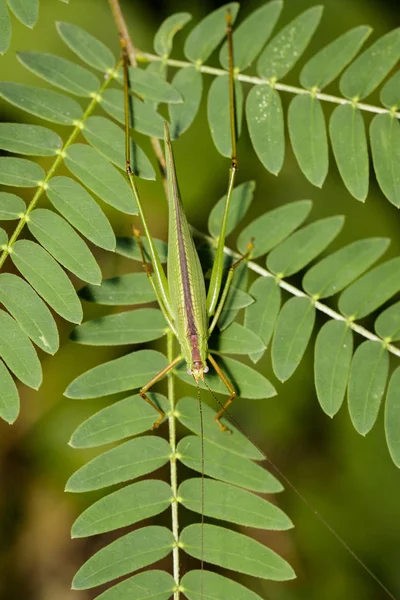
[207, 353, 236, 432]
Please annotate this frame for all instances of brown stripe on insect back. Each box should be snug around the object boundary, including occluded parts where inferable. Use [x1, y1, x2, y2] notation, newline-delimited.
[171, 171, 202, 365]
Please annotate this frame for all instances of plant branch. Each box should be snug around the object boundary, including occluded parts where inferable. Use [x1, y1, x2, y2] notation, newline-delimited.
[167, 330, 180, 600]
[136, 51, 400, 120]
[0, 62, 121, 270]
[193, 228, 400, 359]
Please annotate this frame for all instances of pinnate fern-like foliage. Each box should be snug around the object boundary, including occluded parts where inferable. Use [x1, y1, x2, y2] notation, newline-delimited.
[0, 2, 400, 597]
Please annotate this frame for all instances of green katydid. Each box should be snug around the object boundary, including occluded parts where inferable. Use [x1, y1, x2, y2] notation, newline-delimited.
[121, 12, 252, 431]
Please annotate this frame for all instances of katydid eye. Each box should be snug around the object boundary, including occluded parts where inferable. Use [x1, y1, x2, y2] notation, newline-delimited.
[204, 365, 209, 373]
[187, 368, 193, 375]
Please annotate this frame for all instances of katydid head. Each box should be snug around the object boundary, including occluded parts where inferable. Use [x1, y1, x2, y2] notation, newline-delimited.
[187, 361, 209, 382]
[187, 361, 209, 381]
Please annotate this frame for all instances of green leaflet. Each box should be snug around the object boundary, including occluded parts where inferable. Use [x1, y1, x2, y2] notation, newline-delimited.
[0, 0, 11, 55]
[300, 26, 372, 90]
[288, 94, 329, 187]
[181, 524, 295, 580]
[0, 227, 7, 246]
[314, 320, 353, 417]
[237, 199, 312, 257]
[154, 12, 192, 56]
[101, 89, 165, 138]
[28, 209, 101, 285]
[340, 28, 400, 100]
[207, 76, 243, 157]
[272, 297, 315, 382]
[72, 480, 171, 537]
[176, 396, 263, 461]
[267, 215, 344, 277]
[375, 301, 400, 341]
[115, 236, 168, 263]
[182, 570, 264, 600]
[179, 478, 292, 530]
[210, 322, 265, 355]
[177, 435, 282, 493]
[127, 66, 182, 103]
[0, 82, 82, 125]
[348, 341, 389, 435]
[83, 116, 155, 180]
[65, 436, 170, 492]
[219, 1, 283, 71]
[329, 104, 369, 201]
[0, 309, 42, 389]
[70, 308, 167, 346]
[0, 192, 25, 219]
[7, 0, 38, 28]
[17, 51, 100, 97]
[69, 393, 168, 448]
[246, 85, 284, 175]
[0, 273, 59, 354]
[47, 176, 116, 251]
[57, 21, 115, 72]
[176, 354, 276, 399]
[169, 67, 203, 139]
[65, 143, 137, 214]
[257, 6, 323, 80]
[215, 285, 253, 313]
[208, 181, 255, 238]
[79, 273, 155, 306]
[370, 114, 400, 207]
[381, 71, 400, 109]
[71, 526, 173, 590]
[0, 123, 62, 156]
[0, 359, 19, 423]
[0, 156, 44, 187]
[303, 238, 390, 298]
[245, 276, 281, 363]
[95, 571, 175, 600]
[385, 367, 400, 468]
[184, 3, 239, 63]
[339, 257, 400, 318]
[65, 349, 167, 399]
[11, 240, 82, 324]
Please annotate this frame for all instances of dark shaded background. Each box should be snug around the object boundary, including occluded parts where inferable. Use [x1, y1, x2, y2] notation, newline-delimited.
[0, 0, 400, 598]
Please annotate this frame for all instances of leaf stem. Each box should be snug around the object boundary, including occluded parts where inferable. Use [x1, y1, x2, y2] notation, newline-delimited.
[136, 51, 400, 120]
[167, 329, 180, 599]
[0, 61, 122, 270]
[193, 228, 400, 359]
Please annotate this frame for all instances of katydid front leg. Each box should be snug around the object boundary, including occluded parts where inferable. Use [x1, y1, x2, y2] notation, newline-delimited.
[139, 356, 182, 429]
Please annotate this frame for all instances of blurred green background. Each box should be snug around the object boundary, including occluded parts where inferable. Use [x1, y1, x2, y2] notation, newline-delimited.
[0, 0, 400, 598]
